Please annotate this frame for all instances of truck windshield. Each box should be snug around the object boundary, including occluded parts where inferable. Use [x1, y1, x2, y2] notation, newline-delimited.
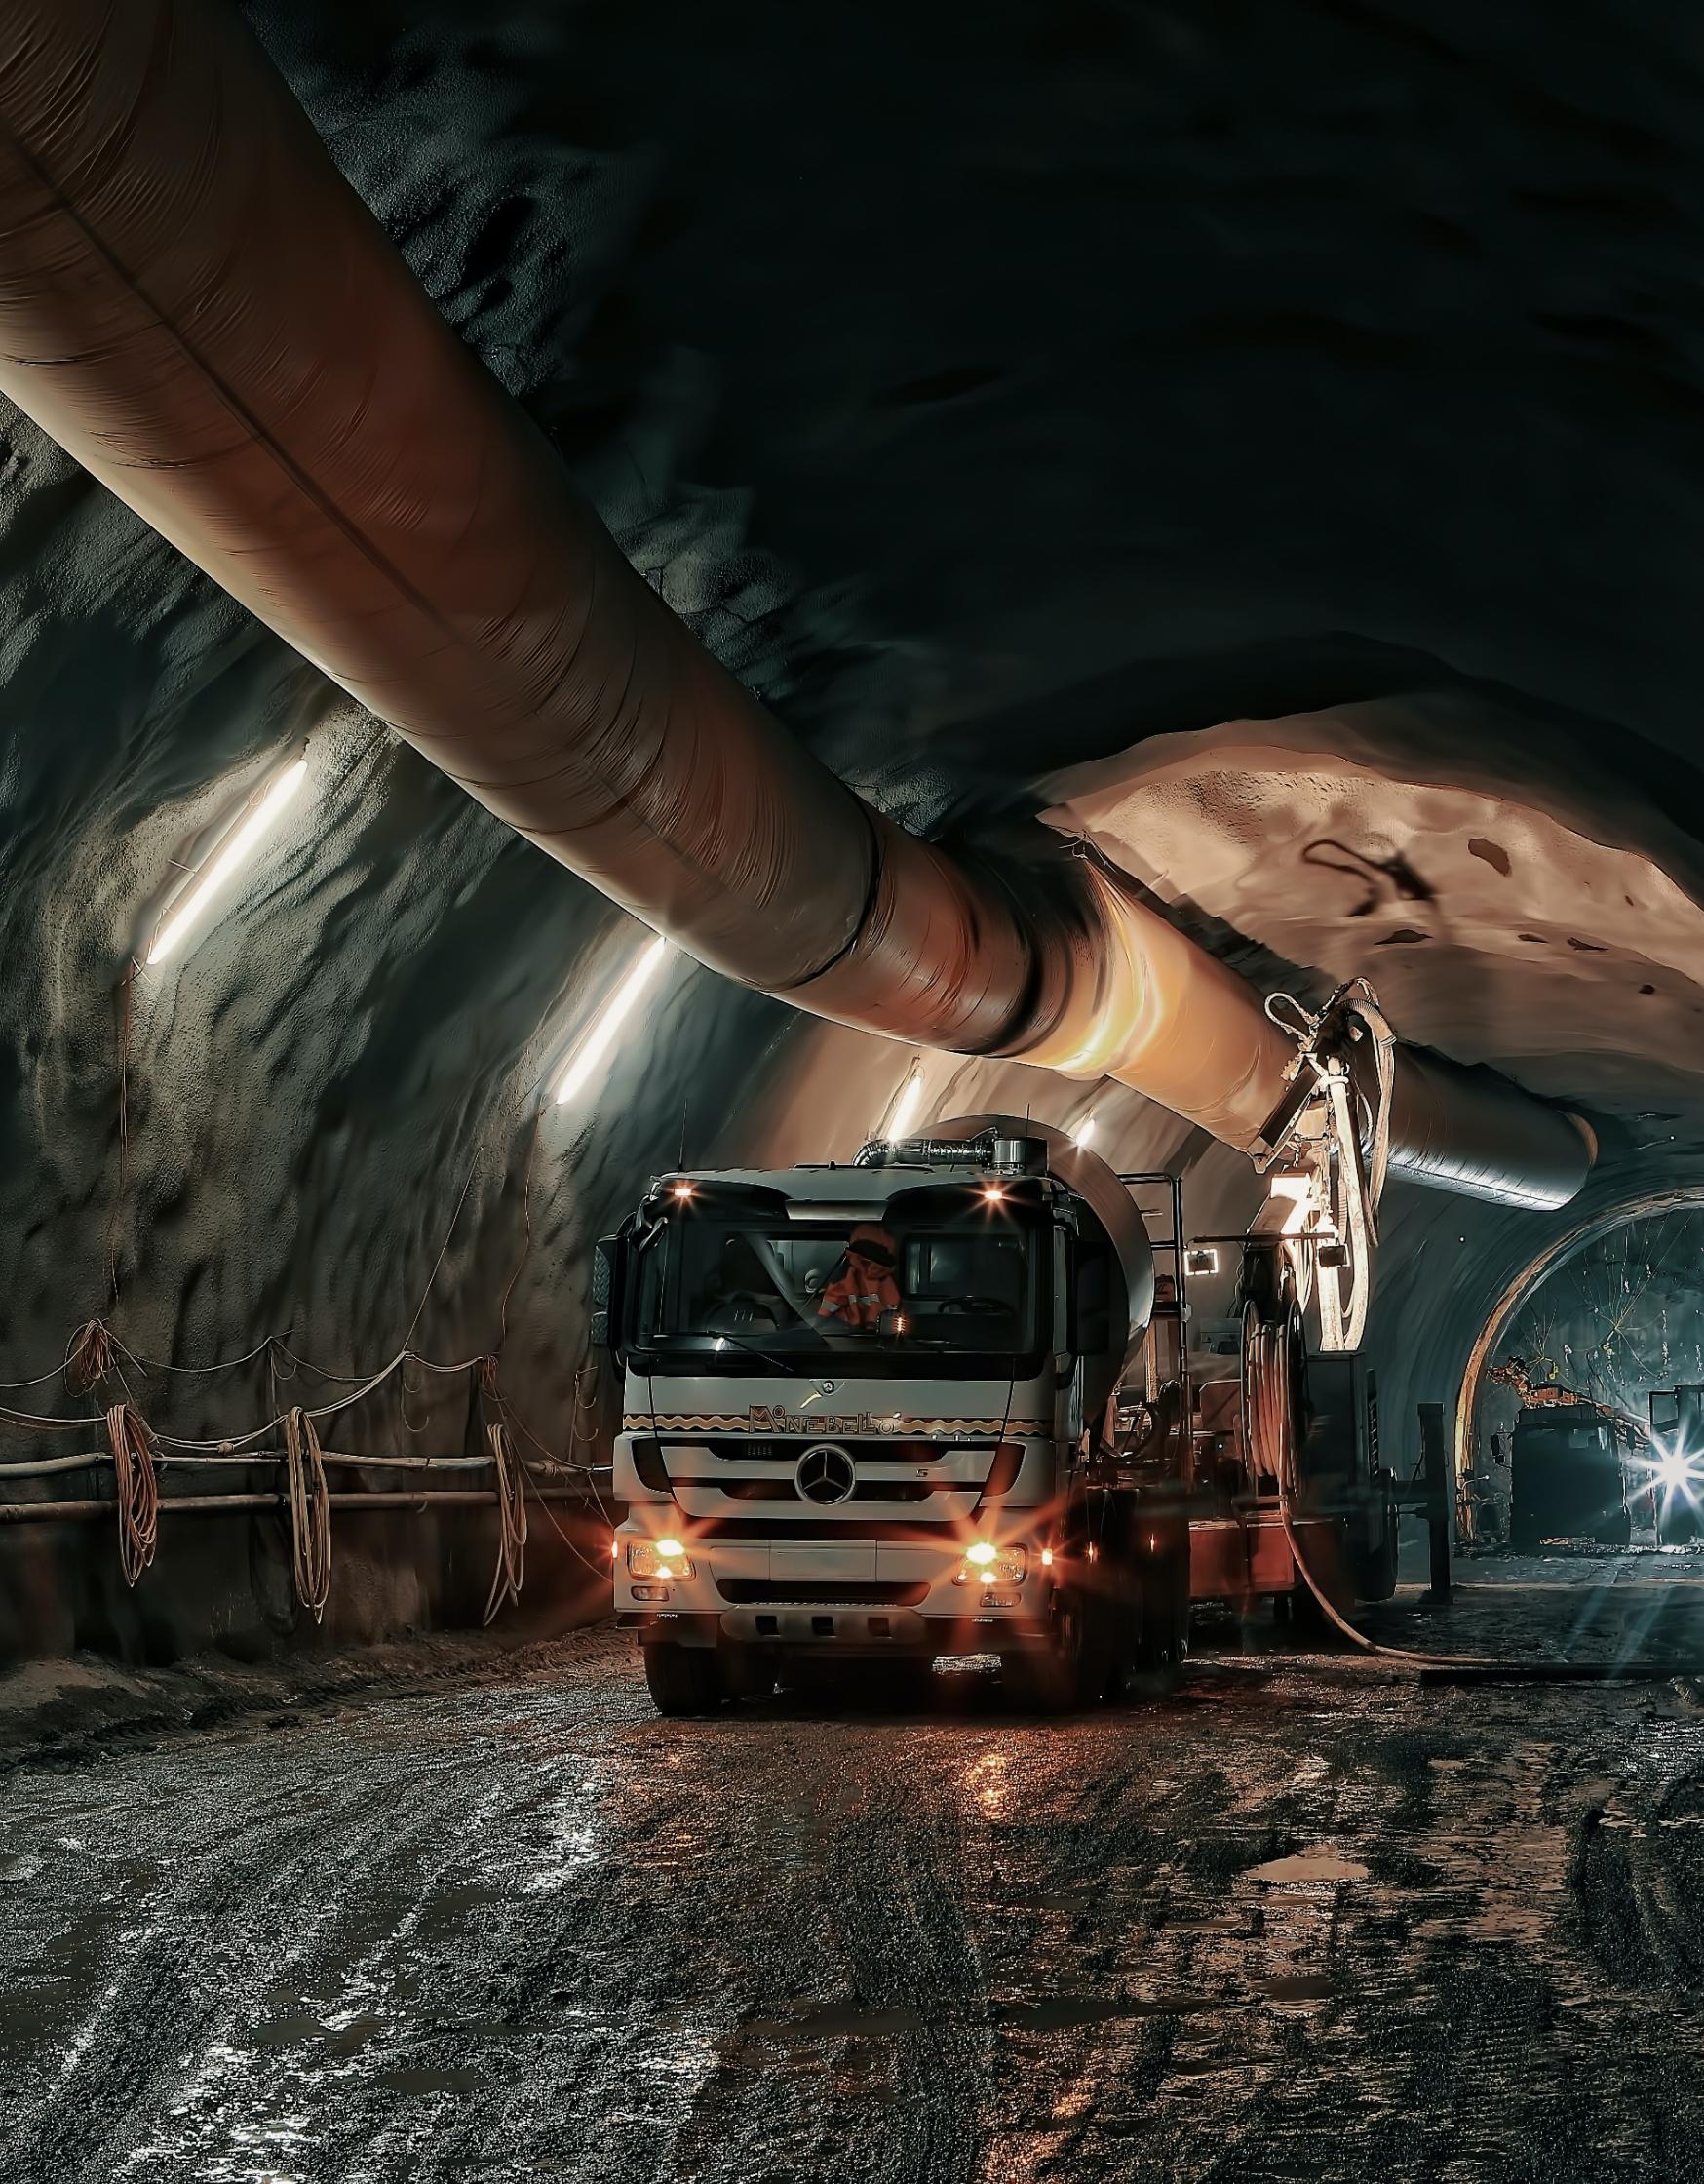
[631, 1200, 1045, 1378]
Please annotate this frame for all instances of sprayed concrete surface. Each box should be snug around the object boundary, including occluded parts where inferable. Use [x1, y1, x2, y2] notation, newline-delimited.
[7, 1560, 1704, 2181]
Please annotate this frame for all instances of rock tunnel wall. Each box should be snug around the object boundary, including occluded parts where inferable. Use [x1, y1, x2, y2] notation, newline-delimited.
[5, 0, 1704, 1658]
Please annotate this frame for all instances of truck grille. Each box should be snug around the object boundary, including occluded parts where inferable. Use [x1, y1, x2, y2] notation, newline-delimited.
[692, 1517, 964, 1540]
[702, 1436, 983, 1466]
[715, 1478, 936, 1503]
[627, 1435, 1021, 1526]
[717, 1580, 930, 1607]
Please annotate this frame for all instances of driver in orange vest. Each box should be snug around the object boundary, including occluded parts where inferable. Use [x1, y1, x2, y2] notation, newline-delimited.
[818, 1223, 902, 1330]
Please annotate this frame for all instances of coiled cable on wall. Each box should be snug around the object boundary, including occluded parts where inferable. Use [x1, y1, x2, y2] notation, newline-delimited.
[66, 1317, 131, 1396]
[104, 1401, 159, 1586]
[282, 1405, 332, 1621]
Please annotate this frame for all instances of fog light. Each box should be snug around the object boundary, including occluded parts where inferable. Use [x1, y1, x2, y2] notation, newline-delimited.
[628, 1540, 695, 1579]
[632, 1584, 670, 1602]
[982, 1590, 1021, 1608]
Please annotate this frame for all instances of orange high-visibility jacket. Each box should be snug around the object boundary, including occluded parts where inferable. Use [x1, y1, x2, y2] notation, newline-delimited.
[818, 1224, 901, 1330]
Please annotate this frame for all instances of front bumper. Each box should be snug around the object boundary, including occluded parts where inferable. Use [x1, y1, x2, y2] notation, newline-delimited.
[613, 1523, 1052, 1656]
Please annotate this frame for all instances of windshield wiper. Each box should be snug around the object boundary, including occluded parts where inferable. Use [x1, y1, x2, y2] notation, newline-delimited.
[692, 1327, 812, 1378]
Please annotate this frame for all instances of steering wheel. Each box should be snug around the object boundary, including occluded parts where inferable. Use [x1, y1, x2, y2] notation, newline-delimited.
[939, 1294, 1009, 1315]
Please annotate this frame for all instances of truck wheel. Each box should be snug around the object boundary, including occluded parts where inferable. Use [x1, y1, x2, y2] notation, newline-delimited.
[1003, 1583, 1106, 1713]
[1352, 1497, 1400, 1603]
[641, 1642, 723, 1716]
[1130, 1528, 1190, 1680]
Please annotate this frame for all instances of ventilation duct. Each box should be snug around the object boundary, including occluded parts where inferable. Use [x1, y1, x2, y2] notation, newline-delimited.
[0, 0, 1591, 1208]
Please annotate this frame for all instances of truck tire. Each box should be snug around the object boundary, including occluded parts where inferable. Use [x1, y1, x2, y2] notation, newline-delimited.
[1352, 1495, 1400, 1603]
[1129, 1524, 1190, 1680]
[642, 1641, 723, 1716]
[1002, 1581, 1107, 1713]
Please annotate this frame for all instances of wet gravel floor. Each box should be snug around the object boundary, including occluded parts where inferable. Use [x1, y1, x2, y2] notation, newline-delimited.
[7, 1555, 1704, 2182]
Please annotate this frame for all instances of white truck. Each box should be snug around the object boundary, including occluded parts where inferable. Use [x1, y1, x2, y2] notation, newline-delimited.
[596, 1119, 1192, 1714]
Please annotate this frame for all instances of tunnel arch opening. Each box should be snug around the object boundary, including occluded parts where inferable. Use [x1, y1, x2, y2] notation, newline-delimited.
[1453, 1186, 1704, 1502]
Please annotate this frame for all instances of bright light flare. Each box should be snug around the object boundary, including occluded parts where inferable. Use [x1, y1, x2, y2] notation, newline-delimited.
[980, 1183, 1007, 1205]
[554, 935, 670, 1106]
[954, 1540, 1027, 1586]
[627, 1538, 694, 1580]
[1269, 1171, 1317, 1238]
[147, 759, 309, 965]
[1071, 1112, 1097, 1150]
[886, 1066, 925, 1141]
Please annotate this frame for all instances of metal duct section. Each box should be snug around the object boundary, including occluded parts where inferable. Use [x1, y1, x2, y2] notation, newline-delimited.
[0, 0, 1591, 1206]
[1382, 1049, 1595, 1210]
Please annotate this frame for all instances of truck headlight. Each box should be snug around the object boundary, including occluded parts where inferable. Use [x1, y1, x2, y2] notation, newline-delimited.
[628, 1539, 695, 1580]
[954, 1542, 1026, 1585]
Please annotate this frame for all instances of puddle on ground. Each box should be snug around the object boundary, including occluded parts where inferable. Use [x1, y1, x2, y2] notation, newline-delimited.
[997, 1971, 1333, 2032]
[375, 2065, 483, 2095]
[725, 1970, 1334, 2058]
[250, 2008, 386, 2056]
[412, 1882, 506, 1941]
[0, 1906, 122, 2050]
[745, 2001, 926, 2044]
[1247, 1849, 1370, 1885]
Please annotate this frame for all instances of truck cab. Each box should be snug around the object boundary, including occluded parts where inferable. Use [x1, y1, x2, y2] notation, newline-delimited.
[597, 1121, 1191, 1713]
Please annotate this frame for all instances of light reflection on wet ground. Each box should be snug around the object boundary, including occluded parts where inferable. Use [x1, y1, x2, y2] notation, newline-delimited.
[5, 1555, 1704, 2179]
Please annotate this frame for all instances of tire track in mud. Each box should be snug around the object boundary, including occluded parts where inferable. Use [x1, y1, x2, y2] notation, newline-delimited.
[12, 1580, 1704, 2181]
[663, 1715, 1001, 2184]
[5, 1719, 533, 2180]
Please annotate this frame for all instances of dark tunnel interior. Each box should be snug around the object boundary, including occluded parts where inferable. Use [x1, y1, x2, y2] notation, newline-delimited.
[7, 6, 1704, 2176]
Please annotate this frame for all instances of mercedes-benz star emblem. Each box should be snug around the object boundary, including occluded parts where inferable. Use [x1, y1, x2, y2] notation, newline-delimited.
[794, 1444, 857, 1505]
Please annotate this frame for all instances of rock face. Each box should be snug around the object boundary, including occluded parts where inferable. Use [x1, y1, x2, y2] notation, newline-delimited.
[3, 1, 1702, 1655]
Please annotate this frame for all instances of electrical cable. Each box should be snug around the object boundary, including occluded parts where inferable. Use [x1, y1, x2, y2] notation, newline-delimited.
[1239, 1297, 1504, 1670]
[105, 1401, 160, 1586]
[64, 1317, 136, 1395]
[482, 1419, 526, 1625]
[495, 1106, 544, 1355]
[282, 1405, 332, 1621]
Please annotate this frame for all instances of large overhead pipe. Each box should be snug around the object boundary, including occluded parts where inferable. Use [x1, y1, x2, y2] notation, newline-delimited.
[0, 0, 1590, 1207]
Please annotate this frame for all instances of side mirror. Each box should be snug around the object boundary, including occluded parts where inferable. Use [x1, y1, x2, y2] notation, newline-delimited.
[591, 1235, 623, 1350]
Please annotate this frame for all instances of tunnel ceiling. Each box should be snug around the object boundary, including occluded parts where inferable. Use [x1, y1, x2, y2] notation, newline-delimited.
[4, 0, 1704, 1425]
